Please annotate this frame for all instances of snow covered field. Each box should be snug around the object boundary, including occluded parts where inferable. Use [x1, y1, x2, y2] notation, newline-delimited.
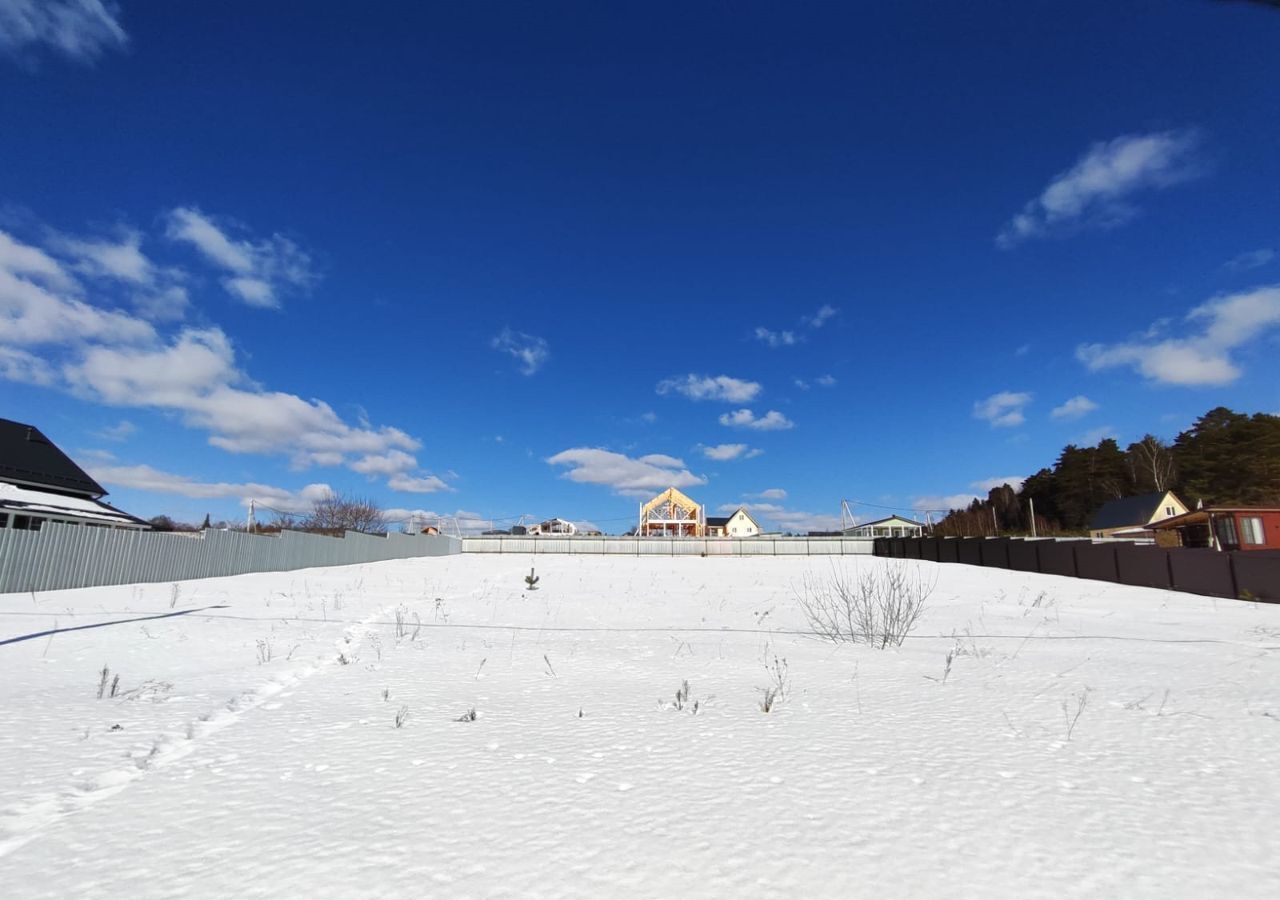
[2, 554, 1278, 899]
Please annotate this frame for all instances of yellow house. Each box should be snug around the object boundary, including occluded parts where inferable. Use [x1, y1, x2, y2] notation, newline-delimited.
[1088, 490, 1189, 539]
[706, 507, 761, 537]
[639, 487, 704, 537]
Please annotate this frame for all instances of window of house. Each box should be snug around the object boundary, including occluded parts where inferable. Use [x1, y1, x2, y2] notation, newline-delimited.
[1215, 516, 1239, 547]
[1165, 506, 1174, 517]
[0, 512, 7, 528]
[1240, 516, 1265, 545]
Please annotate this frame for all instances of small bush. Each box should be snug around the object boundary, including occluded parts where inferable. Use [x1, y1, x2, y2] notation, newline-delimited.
[795, 562, 934, 648]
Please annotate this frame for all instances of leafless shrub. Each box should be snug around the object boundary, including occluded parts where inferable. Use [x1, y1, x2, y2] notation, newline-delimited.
[795, 562, 934, 648]
[256, 637, 274, 665]
[97, 664, 111, 699]
[109, 674, 120, 698]
[394, 605, 409, 641]
[456, 707, 477, 722]
[395, 705, 410, 728]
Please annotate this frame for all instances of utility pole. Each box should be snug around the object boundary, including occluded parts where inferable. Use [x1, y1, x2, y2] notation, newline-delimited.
[247, 499, 256, 533]
[991, 505, 998, 536]
[1029, 498, 1037, 538]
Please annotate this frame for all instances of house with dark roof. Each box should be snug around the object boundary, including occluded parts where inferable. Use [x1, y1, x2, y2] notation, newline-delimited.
[1088, 490, 1187, 539]
[705, 507, 760, 538]
[0, 418, 149, 532]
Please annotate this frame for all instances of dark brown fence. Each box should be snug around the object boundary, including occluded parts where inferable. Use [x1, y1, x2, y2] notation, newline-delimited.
[872, 537, 1278, 602]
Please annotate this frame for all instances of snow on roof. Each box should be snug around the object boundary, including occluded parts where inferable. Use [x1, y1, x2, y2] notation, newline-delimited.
[0, 482, 146, 526]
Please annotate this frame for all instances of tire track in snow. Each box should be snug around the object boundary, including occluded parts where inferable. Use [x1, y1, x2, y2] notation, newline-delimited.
[0, 606, 392, 859]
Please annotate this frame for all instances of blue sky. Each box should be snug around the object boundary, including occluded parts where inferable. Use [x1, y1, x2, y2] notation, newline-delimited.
[2, 1, 1278, 533]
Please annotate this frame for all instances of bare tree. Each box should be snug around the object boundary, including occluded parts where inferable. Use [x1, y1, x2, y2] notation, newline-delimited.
[302, 491, 386, 535]
[1129, 435, 1177, 493]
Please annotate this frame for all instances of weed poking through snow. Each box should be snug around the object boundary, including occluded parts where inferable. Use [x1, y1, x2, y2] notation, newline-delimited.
[1063, 688, 1091, 741]
[395, 705, 410, 728]
[525, 567, 540, 591]
[456, 708, 478, 722]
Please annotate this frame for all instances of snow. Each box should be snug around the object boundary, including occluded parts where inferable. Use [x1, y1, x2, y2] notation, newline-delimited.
[2, 555, 1278, 898]
[0, 482, 139, 526]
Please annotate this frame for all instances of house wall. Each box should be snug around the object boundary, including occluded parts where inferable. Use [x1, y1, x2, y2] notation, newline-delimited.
[1226, 511, 1280, 551]
[727, 510, 759, 537]
[1147, 493, 1189, 525]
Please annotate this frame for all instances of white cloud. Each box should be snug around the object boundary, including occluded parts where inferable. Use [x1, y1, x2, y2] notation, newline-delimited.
[0, 0, 127, 64]
[51, 228, 190, 320]
[815, 374, 837, 387]
[754, 327, 797, 348]
[165, 207, 315, 309]
[491, 327, 549, 375]
[1224, 248, 1274, 273]
[802, 304, 838, 329]
[912, 494, 981, 513]
[88, 463, 332, 514]
[0, 234, 157, 346]
[349, 450, 417, 476]
[657, 374, 762, 403]
[1050, 395, 1099, 420]
[793, 378, 809, 390]
[749, 488, 787, 500]
[972, 391, 1032, 427]
[699, 443, 764, 461]
[718, 409, 794, 431]
[93, 419, 136, 442]
[0, 345, 54, 385]
[387, 472, 450, 494]
[1, 224, 435, 490]
[997, 130, 1203, 248]
[726, 502, 842, 533]
[547, 448, 706, 497]
[1077, 285, 1280, 386]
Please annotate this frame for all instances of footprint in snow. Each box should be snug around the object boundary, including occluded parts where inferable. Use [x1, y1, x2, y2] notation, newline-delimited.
[574, 773, 596, 784]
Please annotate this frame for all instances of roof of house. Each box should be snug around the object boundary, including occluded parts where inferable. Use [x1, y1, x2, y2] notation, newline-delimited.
[706, 516, 730, 527]
[0, 482, 147, 527]
[1151, 507, 1280, 529]
[852, 515, 925, 529]
[0, 418, 106, 498]
[1089, 492, 1180, 531]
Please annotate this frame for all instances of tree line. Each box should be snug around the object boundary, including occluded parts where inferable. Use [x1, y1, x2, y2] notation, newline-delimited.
[935, 407, 1280, 536]
[149, 492, 388, 535]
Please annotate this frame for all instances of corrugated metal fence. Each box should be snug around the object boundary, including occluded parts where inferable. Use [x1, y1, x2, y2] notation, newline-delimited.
[461, 536, 875, 556]
[0, 523, 461, 594]
[873, 535, 1280, 602]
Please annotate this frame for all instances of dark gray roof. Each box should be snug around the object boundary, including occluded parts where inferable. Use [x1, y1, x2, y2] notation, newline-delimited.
[0, 418, 105, 498]
[1088, 492, 1172, 531]
[706, 516, 730, 527]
